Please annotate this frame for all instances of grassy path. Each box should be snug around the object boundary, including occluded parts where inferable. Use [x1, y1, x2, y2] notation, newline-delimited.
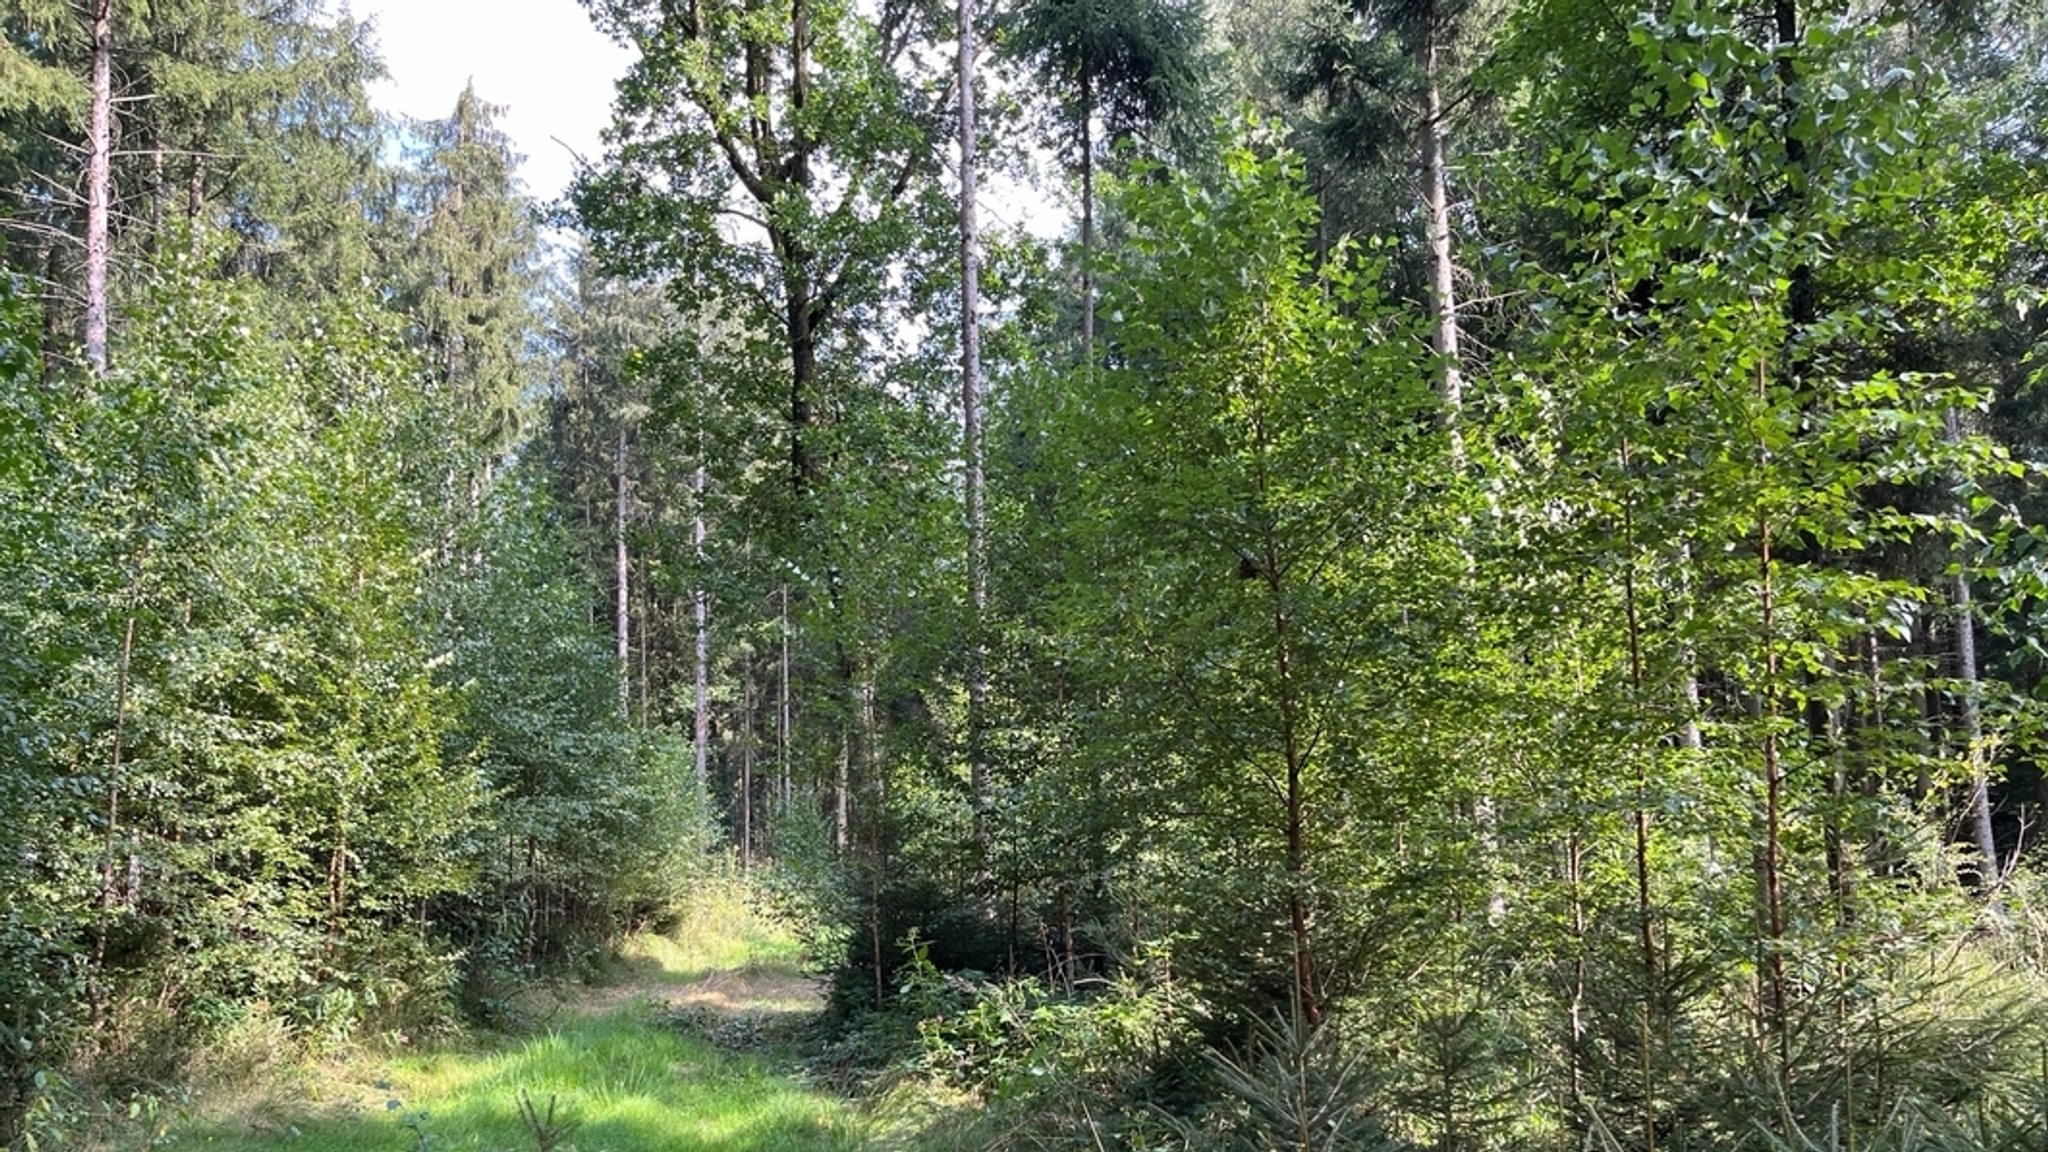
[166, 904, 860, 1152]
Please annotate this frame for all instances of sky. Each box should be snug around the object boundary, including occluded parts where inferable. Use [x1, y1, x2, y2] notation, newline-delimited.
[348, 0, 1064, 237]
[352, 0, 631, 203]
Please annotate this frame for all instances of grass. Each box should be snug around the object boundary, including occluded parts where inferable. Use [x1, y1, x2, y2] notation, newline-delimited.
[156, 882, 860, 1152]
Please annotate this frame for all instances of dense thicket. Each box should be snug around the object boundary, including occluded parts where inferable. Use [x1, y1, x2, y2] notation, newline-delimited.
[566, 0, 2048, 1146]
[6, 0, 2048, 1148]
[0, 6, 696, 1145]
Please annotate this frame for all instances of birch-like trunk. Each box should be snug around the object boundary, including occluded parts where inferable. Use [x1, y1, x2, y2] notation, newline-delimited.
[1078, 72, 1095, 367]
[780, 585, 793, 814]
[615, 425, 631, 723]
[1947, 410, 1996, 877]
[84, 0, 113, 375]
[1418, 8, 1460, 428]
[958, 0, 991, 887]
[693, 457, 711, 805]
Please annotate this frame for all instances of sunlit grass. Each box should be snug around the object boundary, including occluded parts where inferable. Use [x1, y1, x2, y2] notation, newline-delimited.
[172, 1014, 855, 1151]
[622, 878, 809, 980]
[161, 880, 848, 1152]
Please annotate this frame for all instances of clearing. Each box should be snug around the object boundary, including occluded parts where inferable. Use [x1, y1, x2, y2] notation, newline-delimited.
[162, 898, 861, 1152]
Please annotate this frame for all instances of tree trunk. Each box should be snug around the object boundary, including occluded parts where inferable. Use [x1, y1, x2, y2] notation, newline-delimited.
[780, 584, 793, 815]
[958, 0, 992, 894]
[1251, 407, 1319, 1028]
[1418, 5, 1460, 430]
[84, 0, 113, 375]
[1756, 361, 1790, 1090]
[1079, 69, 1095, 367]
[616, 424, 631, 722]
[639, 568, 652, 716]
[741, 662, 755, 870]
[787, 287, 819, 500]
[694, 455, 711, 804]
[1948, 410, 1996, 878]
[835, 721, 851, 852]
[1620, 463, 1659, 1152]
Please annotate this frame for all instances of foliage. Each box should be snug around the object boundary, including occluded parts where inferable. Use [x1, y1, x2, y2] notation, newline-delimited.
[13, 0, 2048, 1148]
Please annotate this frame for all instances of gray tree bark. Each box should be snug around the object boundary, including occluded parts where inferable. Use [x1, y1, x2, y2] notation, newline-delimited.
[959, 0, 992, 885]
[616, 425, 631, 723]
[84, 0, 113, 375]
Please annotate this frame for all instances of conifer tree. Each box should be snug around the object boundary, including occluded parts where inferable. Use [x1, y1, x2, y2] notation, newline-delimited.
[402, 83, 536, 456]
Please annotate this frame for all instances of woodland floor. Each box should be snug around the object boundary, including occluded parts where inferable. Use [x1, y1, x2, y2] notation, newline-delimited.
[149, 904, 862, 1152]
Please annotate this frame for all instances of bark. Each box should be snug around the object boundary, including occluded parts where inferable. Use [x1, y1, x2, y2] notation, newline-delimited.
[780, 584, 793, 814]
[694, 456, 711, 803]
[784, 0, 821, 503]
[862, 665, 884, 1004]
[1757, 361, 1790, 1089]
[86, 602, 133, 1036]
[1078, 69, 1095, 366]
[1565, 834, 1588, 1106]
[188, 154, 204, 226]
[42, 239, 64, 386]
[1758, 0, 1799, 1085]
[616, 425, 631, 722]
[1418, 5, 1461, 431]
[958, 0, 992, 889]
[1620, 468, 1659, 1152]
[1250, 405, 1319, 1028]
[741, 662, 756, 870]
[787, 283, 820, 499]
[835, 723, 850, 852]
[84, 0, 113, 375]
[1948, 409, 1996, 879]
[639, 570, 651, 717]
[149, 140, 164, 248]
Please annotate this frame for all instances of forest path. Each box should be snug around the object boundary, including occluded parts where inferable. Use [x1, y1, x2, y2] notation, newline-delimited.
[161, 895, 859, 1152]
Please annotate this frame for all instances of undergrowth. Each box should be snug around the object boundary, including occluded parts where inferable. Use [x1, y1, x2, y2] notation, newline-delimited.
[36, 873, 853, 1152]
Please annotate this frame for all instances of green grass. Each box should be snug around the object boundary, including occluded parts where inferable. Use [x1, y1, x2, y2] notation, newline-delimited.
[161, 885, 858, 1152]
[172, 1014, 855, 1152]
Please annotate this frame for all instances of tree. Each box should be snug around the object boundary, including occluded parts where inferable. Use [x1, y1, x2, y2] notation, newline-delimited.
[577, 0, 950, 508]
[960, 0, 993, 886]
[1000, 0, 1204, 361]
[1285, 0, 1498, 423]
[401, 83, 537, 456]
[1073, 140, 1459, 1030]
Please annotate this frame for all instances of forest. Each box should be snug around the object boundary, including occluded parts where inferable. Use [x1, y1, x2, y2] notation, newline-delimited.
[3, 0, 2048, 1148]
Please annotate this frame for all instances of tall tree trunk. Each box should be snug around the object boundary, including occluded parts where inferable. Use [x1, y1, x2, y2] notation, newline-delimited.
[787, 285, 819, 499]
[639, 569, 652, 716]
[149, 137, 164, 250]
[785, 0, 820, 502]
[1947, 410, 1996, 878]
[1418, 5, 1460, 432]
[187, 155, 204, 226]
[1251, 409, 1318, 1028]
[1759, 0, 1802, 1089]
[89, 608, 137, 1035]
[694, 457, 712, 804]
[780, 584, 793, 815]
[42, 239, 64, 386]
[84, 0, 113, 375]
[1756, 361, 1790, 1090]
[1079, 69, 1095, 367]
[1619, 459, 1659, 1152]
[741, 662, 756, 870]
[958, 0, 992, 893]
[834, 742, 851, 851]
[616, 424, 631, 722]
